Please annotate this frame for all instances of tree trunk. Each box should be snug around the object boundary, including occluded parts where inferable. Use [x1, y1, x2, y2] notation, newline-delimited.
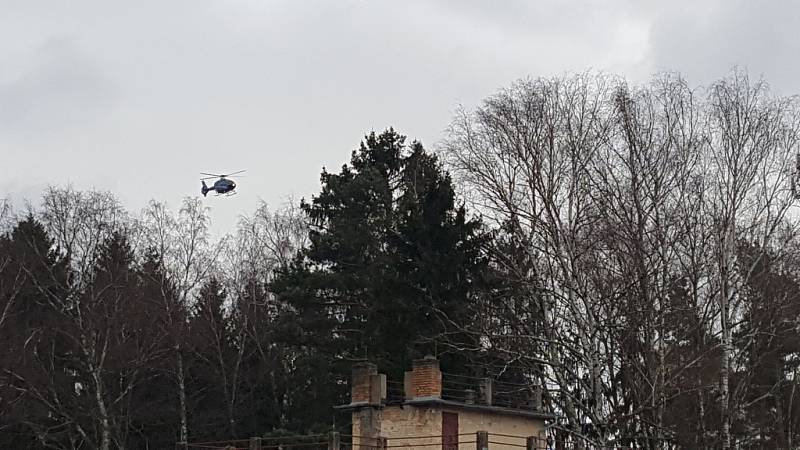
[720, 322, 731, 450]
[720, 222, 734, 450]
[176, 349, 189, 445]
[91, 363, 111, 450]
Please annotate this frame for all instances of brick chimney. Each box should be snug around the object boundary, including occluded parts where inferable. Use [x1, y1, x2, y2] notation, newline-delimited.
[405, 355, 442, 399]
[351, 362, 386, 405]
[351, 362, 378, 404]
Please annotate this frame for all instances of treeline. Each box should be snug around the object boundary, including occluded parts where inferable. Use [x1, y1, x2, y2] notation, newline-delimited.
[0, 193, 317, 449]
[0, 130, 496, 450]
[1, 69, 800, 449]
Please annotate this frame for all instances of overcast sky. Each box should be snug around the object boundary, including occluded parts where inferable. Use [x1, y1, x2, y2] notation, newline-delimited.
[2, 0, 800, 235]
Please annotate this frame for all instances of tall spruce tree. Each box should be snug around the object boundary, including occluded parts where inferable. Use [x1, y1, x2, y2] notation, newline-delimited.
[187, 277, 235, 440]
[271, 129, 490, 406]
[0, 216, 70, 449]
[128, 251, 181, 450]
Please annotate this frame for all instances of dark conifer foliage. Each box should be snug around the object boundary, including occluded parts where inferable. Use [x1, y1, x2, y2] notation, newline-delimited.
[187, 277, 237, 439]
[0, 216, 70, 449]
[271, 129, 491, 386]
[733, 242, 800, 448]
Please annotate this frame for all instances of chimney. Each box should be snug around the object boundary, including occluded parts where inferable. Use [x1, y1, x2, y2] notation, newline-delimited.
[370, 373, 387, 404]
[404, 371, 413, 400]
[409, 355, 442, 399]
[351, 362, 378, 404]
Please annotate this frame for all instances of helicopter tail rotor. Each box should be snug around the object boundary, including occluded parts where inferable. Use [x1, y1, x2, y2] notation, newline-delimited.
[201, 180, 211, 197]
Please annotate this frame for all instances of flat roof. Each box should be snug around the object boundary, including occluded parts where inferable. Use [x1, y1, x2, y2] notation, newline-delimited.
[335, 397, 557, 421]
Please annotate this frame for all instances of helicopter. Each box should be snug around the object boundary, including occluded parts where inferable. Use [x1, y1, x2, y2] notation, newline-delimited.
[200, 170, 246, 197]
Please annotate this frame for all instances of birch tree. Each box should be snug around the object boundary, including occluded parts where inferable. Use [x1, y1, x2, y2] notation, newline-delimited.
[705, 70, 800, 449]
[0, 198, 11, 233]
[39, 186, 128, 287]
[444, 74, 619, 442]
[138, 197, 220, 445]
[442, 70, 800, 448]
[218, 199, 309, 433]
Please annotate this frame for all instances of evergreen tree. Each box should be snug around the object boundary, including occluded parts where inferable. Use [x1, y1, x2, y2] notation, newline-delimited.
[734, 242, 800, 447]
[271, 129, 491, 414]
[187, 277, 234, 440]
[0, 216, 70, 449]
[127, 250, 180, 449]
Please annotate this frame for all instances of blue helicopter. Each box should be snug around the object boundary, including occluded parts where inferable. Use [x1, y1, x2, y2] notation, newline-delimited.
[200, 170, 245, 197]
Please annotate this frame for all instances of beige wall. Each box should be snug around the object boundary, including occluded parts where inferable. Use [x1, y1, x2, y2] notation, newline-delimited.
[450, 408, 545, 450]
[381, 406, 442, 448]
[354, 405, 546, 450]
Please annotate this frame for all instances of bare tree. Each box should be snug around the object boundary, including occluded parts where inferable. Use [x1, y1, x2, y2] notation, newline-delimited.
[201, 198, 309, 436]
[589, 75, 711, 445]
[443, 73, 620, 443]
[138, 197, 221, 445]
[705, 70, 800, 449]
[0, 198, 12, 233]
[442, 70, 800, 448]
[22, 187, 136, 450]
[230, 198, 308, 274]
[0, 200, 19, 331]
[2, 194, 168, 450]
[39, 186, 128, 286]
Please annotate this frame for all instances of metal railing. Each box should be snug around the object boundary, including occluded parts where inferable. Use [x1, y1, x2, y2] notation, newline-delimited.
[179, 434, 328, 450]
[179, 431, 550, 450]
[378, 370, 550, 413]
[386, 379, 405, 404]
[440, 372, 545, 412]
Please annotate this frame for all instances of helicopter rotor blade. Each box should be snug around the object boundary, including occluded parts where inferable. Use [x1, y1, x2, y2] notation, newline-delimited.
[200, 170, 245, 177]
[200, 176, 218, 181]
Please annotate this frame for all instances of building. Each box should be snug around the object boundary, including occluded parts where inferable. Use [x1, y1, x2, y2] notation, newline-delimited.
[336, 356, 556, 450]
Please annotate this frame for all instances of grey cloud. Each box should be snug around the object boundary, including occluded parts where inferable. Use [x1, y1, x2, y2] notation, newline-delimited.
[647, 0, 800, 92]
[1, 1, 800, 236]
[0, 37, 117, 136]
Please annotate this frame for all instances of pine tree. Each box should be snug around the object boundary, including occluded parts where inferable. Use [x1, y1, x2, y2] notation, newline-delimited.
[271, 129, 491, 417]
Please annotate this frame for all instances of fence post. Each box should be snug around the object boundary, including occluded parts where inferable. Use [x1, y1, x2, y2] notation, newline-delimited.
[476, 431, 488, 450]
[526, 436, 538, 450]
[250, 436, 262, 450]
[176, 442, 188, 450]
[378, 436, 387, 450]
[328, 431, 340, 450]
